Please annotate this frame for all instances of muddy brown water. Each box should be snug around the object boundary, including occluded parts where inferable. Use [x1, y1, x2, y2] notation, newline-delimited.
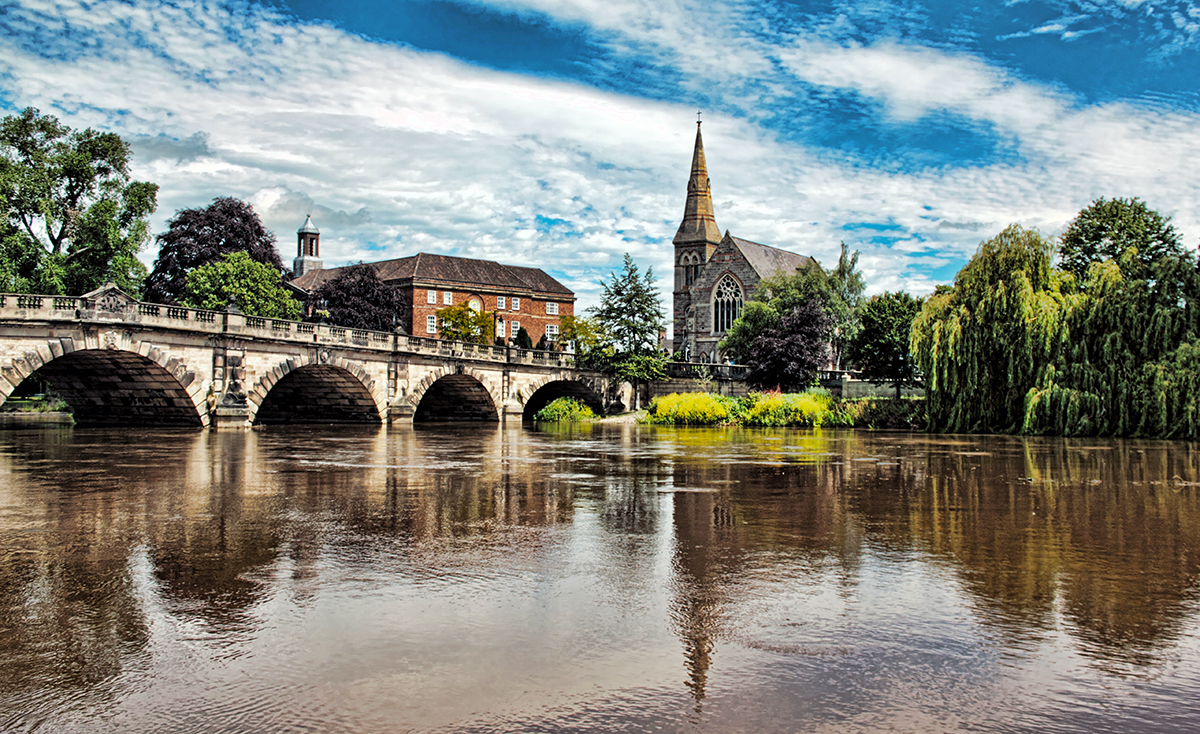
[2, 424, 1199, 733]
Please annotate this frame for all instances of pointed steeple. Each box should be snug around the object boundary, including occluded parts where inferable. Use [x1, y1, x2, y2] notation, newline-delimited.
[672, 122, 723, 248]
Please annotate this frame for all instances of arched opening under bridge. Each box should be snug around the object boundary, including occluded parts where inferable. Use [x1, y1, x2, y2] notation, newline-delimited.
[413, 374, 499, 422]
[19, 349, 203, 426]
[254, 364, 382, 424]
[522, 379, 605, 420]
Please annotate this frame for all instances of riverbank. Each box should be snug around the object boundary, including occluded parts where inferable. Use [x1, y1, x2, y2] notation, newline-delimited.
[0, 411, 74, 428]
[642, 391, 926, 429]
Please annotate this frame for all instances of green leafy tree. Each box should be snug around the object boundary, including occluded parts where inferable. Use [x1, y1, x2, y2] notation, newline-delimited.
[827, 242, 866, 370]
[1059, 197, 1187, 281]
[849, 291, 923, 398]
[916, 206, 1200, 439]
[436, 302, 494, 344]
[145, 197, 284, 304]
[561, 314, 614, 370]
[720, 301, 780, 365]
[180, 251, 301, 320]
[306, 263, 403, 331]
[0, 107, 158, 295]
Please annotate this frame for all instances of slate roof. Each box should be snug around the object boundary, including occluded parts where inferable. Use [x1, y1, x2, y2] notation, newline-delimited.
[290, 252, 574, 298]
[730, 236, 815, 279]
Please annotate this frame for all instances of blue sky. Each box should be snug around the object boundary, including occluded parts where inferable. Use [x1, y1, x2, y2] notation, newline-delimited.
[2, 0, 1199, 318]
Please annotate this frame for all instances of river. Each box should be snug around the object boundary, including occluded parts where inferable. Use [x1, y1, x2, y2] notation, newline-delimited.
[1, 424, 1199, 733]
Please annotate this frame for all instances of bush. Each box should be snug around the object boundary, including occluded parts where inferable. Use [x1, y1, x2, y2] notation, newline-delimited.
[741, 389, 838, 427]
[644, 392, 739, 425]
[640, 391, 927, 430]
[533, 397, 597, 422]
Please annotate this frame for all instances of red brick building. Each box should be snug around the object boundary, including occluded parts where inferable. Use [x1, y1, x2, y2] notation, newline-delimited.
[290, 222, 574, 344]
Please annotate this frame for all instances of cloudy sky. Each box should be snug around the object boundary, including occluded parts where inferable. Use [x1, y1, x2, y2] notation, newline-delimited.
[2, 0, 1199, 318]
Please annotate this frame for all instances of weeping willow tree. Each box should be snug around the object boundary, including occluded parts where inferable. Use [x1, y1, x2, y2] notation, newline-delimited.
[911, 225, 1080, 433]
[913, 222, 1200, 438]
[1022, 251, 1200, 438]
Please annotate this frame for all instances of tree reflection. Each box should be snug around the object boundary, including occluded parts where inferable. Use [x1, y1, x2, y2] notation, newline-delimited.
[846, 435, 1200, 666]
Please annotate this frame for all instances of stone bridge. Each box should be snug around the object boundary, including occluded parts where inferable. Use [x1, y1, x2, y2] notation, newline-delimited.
[0, 286, 613, 427]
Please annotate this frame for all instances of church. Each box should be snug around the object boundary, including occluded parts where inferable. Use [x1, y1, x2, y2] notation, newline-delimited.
[671, 123, 813, 363]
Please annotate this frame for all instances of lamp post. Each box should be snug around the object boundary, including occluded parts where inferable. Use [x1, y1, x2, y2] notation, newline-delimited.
[493, 312, 505, 346]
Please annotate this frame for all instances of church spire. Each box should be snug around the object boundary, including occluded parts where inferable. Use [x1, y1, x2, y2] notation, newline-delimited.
[672, 121, 723, 248]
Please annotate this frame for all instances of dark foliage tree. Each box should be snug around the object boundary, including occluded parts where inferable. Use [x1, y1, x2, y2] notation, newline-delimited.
[849, 291, 923, 398]
[745, 299, 833, 392]
[0, 107, 158, 295]
[515, 326, 533, 350]
[720, 249, 863, 368]
[145, 197, 284, 304]
[306, 263, 403, 332]
[1059, 197, 1187, 281]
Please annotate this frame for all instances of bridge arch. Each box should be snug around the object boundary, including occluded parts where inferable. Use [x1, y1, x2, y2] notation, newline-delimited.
[521, 374, 606, 420]
[410, 366, 501, 422]
[1, 336, 208, 427]
[249, 355, 385, 424]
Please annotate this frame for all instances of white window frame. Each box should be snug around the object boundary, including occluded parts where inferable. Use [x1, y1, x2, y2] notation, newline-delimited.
[496, 296, 506, 310]
[512, 297, 520, 311]
[427, 290, 437, 305]
[426, 314, 437, 334]
[545, 324, 559, 341]
[496, 320, 506, 338]
[469, 299, 481, 312]
[546, 302, 558, 315]
[511, 320, 520, 338]
[443, 291, 453, 305]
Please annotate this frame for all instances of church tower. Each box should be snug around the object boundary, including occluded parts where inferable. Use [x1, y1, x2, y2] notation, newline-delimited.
[672, 122, 723, 358]
[294, 215, 323, 277]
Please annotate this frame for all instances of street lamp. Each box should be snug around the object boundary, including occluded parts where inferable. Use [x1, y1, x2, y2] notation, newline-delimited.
[493, 312, 505, 346]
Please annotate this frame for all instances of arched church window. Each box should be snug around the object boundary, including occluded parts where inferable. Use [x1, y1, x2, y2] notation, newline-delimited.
[682, 251, 701, 286]
[712, 275, 743, 333]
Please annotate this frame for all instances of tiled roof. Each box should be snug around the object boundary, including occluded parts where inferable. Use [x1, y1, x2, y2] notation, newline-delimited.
[730, 236, 814, 279]
[290, 253, 573, 298]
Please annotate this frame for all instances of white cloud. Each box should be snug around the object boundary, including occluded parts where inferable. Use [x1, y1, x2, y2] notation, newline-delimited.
[1, 0, 1198, 327]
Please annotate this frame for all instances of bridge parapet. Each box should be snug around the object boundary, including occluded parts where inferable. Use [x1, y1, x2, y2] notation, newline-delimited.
[1, 292, 580, 369]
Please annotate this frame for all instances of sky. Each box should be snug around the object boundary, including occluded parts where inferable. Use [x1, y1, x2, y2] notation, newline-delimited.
[2, 0, 1199, 321]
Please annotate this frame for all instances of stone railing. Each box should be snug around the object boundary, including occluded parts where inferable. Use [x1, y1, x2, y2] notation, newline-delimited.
[0, 292, 577, 369]
[664, 361, 750, 380]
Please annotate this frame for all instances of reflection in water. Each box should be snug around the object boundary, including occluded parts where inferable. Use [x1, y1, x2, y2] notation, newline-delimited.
[0, 425, 1198, 732]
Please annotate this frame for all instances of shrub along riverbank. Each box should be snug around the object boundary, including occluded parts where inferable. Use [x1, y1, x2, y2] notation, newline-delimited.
[644, 390, 925, 429]
[534, 392, 925, 429]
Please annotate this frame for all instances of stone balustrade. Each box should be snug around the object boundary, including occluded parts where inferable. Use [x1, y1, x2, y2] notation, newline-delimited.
[0, 292, 576, 369]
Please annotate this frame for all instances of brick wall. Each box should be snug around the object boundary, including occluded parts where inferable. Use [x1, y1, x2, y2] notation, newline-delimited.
[405, 283, 574, 344]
